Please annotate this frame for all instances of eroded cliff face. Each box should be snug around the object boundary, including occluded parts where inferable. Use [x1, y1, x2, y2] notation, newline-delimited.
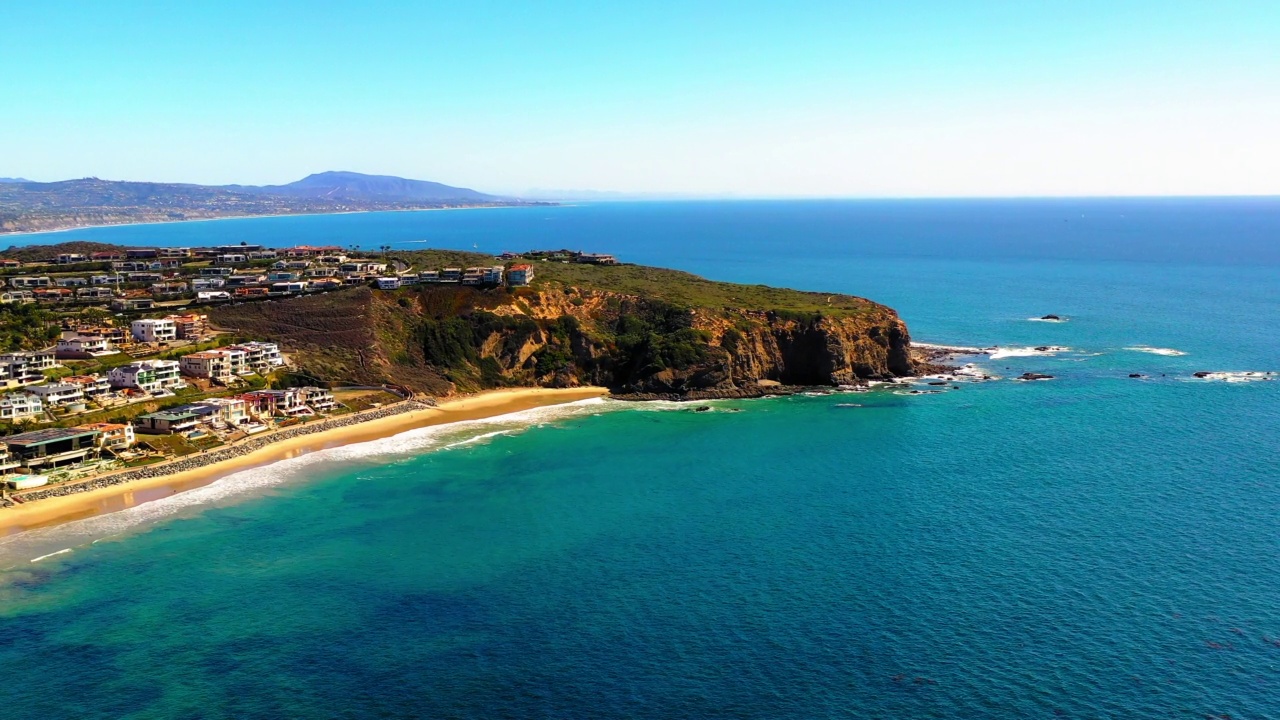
[443, 287, 917, 395]
[213, 285, 921, 397]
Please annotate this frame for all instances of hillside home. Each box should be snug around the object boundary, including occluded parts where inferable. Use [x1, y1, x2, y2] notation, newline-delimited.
[150, 281, 188, 298]
[507, 264, 534, 286]
[55, 334, 117, 359]
[0, 394, 43, 422]
[111, 297, 155, 311]
[0, 291, 35, 304]
[192, 397, 248, 426]
[76, 287, 115, 299]
[131, 318, 177, 343]
[63, 375, 111, 398]
[200, 266, 234, 277]
[9, 276, 52, 288]
[192, 278, 225, 291]
[165, 314, 208, 339]
[56, 253, 89, 264]
[376, 277, 402, 290]
[55, 276, 88, 287]
[91, 274, 123, 285]
[196, 291, 232, 303]
[25, 383, 85, 407]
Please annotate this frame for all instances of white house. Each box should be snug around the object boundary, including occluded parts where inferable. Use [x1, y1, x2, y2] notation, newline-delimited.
[376, 277, 401, 290]
[0, 394, 43, 421]
[55, 334, 117, 359]
[196, 291, 232, 303]
[25, 383, 85, 407]
[131, 318, 177, 344]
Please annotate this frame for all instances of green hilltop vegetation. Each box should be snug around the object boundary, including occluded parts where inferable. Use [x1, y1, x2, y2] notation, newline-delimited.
[393, 249, 878, 318]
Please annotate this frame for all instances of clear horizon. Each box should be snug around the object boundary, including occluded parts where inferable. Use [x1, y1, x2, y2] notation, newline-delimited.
[2, 1, 1278, 197]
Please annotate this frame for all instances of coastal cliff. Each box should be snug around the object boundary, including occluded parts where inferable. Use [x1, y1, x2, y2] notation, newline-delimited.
[211, 255, 923, 398]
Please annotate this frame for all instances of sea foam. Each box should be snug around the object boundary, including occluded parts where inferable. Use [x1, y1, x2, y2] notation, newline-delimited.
[0, 397, 618, 568]
[988, 346, 1070, 359]
[1126, 346, 1188, 356]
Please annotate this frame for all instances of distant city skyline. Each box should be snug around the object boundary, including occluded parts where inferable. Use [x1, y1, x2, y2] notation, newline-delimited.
[2, 1, 1278, 198]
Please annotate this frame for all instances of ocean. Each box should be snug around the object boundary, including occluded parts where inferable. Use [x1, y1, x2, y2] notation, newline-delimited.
[2, 200, 1279, 718]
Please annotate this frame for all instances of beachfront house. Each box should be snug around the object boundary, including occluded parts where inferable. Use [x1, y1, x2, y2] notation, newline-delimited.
[4, 427, 101, 470]
[239, 388, 307, 417]
[192, 397, 249, 427]
[134, 410, 200, 435]
[76, 422, 136, 452]
[300, 387, 337, 412]
[131, 318, 177, 344]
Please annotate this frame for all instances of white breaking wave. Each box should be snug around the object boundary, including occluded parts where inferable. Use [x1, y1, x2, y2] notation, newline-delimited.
[1026, 317, 1068, 323]
[1187, 371, 1276, 383]
[988, 346, 1071, 360]
[30, 548, 72, 563]
[0, 397, 623, 569]
[1125, 346, 1188, 357]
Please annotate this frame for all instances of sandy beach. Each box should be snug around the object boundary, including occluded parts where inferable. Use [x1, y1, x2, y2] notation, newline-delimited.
[0, 386, 608, 536]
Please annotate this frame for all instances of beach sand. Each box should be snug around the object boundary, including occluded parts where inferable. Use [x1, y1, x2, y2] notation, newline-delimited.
[0, 387, 608, 536]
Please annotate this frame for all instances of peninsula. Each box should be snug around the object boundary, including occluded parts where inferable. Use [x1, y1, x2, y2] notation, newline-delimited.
[0, 240, 929, 529]
[0, 171, 548, 234]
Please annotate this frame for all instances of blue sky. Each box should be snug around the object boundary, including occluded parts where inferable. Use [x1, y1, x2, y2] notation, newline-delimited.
[2, 1, 1278, 196]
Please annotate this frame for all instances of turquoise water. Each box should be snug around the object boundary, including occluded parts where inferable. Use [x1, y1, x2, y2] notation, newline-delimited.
[3, 201, 1280, 718]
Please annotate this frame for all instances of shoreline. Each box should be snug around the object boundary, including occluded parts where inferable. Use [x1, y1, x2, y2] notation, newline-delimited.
[0, 386, 608, 536]
[0, 203, 546, 239]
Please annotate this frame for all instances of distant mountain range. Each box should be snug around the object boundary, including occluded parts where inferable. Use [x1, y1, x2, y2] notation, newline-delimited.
[0, 171, 535, 234]
[0, 178, 31, 184]
[228, 171, 496, 203]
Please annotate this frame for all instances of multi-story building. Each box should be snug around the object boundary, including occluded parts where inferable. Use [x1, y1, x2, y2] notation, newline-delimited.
[9, 276, 52, 288]
[56, 253, 89, 264]
[55, 334, 116, 359]
[91, 274, 124, 285]
[2, 427, 100, 469]
[196, 291, 233, 303]
[179, 351, 232, 381]
[0, 291, 35, 304]
[25, 383, 85, 407]
[134, 410, 200, 435]
[239, 388, 307, 417]
[165, 314, 208, 340]
[77, 423, 135, 452]
[150, 281, 188, 298]
[192, 397, 248, 426]
[191, 278, 226, 291]
[300, 386, 337, 412]
[131, 318, 177, 344]
[63, 375, 112, 398]
[108, 363, 159, 392]
[76, 287, 115, 300]
[0, 351, 56, 373]
[111, 297, 155, 311]
[507, 264, 535, 286]
[0, 394, 43, 422]
[55, 276, 88, 287]
[200, 266, 234, 277]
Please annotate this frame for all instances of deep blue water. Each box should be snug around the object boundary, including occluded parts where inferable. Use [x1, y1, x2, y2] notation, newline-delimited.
[2, 200, 1279, 718]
